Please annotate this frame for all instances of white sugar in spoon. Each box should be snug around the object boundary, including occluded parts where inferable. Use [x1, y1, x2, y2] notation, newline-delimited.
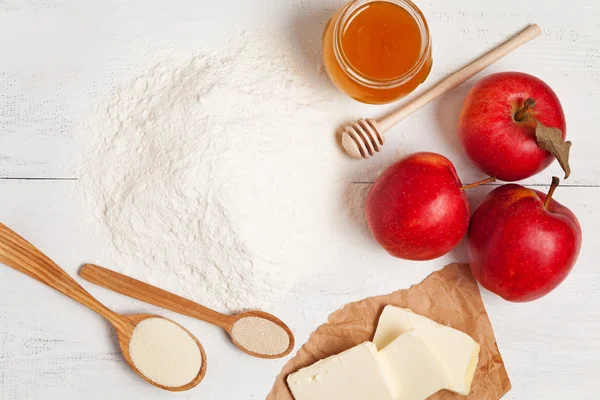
[0, 223, 207, 391]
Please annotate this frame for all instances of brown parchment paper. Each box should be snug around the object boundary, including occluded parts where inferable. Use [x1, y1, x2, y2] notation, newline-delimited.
[267, 263, 511, 400]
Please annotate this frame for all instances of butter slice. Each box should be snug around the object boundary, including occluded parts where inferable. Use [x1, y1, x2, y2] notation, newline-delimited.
[378, 330, 448, 400]
[286, 342, 394, 400]
[373, 306, 480, 395]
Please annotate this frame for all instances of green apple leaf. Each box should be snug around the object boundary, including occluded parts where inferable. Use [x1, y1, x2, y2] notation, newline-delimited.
[535, 121, 572, 179]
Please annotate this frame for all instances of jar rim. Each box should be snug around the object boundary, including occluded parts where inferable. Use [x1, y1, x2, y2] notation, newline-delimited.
[333, 0, 432, 89]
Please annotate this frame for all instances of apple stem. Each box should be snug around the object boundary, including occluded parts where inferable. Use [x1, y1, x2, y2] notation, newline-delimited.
[460, 176, 496, 191]
[514, 98, 537, 121]
[544, 176, 560, 209]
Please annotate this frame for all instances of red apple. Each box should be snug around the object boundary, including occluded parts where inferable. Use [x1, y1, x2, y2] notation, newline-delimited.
[366, 152, 493, 261]
[458, 72, 566, 182]
[467, 177, 582, 302]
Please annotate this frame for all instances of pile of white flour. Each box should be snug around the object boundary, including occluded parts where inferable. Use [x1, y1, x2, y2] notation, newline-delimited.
[77, 32, 346, 312]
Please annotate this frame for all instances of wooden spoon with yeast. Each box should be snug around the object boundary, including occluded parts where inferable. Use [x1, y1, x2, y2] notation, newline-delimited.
[80, 264, 295, 359]
[0, 223, 206, 392]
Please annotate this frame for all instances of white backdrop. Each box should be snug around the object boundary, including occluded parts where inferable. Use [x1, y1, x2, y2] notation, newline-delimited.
[1, 0, 599, 398]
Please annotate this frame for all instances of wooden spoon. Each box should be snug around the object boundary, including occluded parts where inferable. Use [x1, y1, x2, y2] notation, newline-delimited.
[0, 223, 207, 392]
[80, 263, 295, 359]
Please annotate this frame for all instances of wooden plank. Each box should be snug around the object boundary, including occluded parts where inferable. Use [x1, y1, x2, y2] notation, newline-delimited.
[0, 0, 599, 185]
[0, 179, 598, 398]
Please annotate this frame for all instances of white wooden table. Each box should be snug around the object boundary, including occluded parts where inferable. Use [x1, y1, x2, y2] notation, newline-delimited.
[1, 0, 599, 398]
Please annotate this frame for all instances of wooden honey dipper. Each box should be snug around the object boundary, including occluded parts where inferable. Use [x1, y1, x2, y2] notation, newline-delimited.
[342, 24, 542, 159]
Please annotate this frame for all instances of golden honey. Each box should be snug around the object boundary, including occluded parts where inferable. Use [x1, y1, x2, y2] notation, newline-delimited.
[323, 0, 432, 104]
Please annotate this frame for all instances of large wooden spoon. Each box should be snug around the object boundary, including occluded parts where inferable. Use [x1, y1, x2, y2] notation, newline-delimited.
[0, 223, 207, 392]
[80, 263, 295, 359]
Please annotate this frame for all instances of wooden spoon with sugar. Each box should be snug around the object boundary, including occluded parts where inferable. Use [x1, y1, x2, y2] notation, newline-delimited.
[80, 264, 295, 359]
[0, 223, 206, 391]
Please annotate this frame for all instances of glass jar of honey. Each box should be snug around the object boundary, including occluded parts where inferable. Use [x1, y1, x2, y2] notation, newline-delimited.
[323, 0, 432, 104]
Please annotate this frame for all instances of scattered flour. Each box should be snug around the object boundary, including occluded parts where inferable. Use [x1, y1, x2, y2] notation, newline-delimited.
[76, 31, 347, 312]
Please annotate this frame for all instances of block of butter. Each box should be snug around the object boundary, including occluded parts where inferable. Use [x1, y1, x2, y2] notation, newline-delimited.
[373, 305, 480, 396]
[286, 342, 394, 400]
[378, 330, 448, 400]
